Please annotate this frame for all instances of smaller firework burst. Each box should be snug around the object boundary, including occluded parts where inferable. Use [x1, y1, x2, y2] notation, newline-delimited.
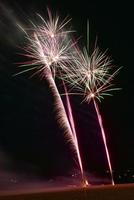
[60, 42, 121, 185]
[61, 45, 121, 103]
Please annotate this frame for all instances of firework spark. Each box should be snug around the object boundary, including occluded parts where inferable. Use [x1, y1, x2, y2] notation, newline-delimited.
[16, 9, 86, 183]
[61, 44, 121, 185]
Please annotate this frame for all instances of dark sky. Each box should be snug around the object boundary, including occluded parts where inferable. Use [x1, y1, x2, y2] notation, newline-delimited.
[0, 0, 133, 182]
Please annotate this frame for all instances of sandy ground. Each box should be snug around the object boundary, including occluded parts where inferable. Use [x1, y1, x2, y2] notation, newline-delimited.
[0, 183, 134, 200]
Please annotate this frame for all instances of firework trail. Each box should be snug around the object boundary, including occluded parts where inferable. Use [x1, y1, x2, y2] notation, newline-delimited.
[61, 44, 121, 185]
[16, 9, 86, 183]
[62, 80, 76, 136]
[62, 80, 85, 180]
[93, 99, 114, 185]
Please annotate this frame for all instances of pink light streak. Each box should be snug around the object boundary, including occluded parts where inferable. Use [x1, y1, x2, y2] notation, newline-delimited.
[62, 81, 86, 182]
[93, 99, 114, 185]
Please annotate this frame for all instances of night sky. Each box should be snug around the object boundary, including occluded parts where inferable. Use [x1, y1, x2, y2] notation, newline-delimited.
[0, 1, 134, 184]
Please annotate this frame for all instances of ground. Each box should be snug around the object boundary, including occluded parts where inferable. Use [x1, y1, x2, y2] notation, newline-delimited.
[0, 183, 134, 200]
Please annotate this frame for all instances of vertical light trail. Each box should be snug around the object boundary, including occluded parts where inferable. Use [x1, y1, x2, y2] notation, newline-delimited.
[62, 81, 86, 183]
[93, 99, 114, 185]
[45, 71, 75, 148]
[62, 81, 76, 135]
[46, 71, 86, 184]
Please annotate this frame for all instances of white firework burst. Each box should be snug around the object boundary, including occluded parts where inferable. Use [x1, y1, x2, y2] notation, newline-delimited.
[61, 45, 121, 102]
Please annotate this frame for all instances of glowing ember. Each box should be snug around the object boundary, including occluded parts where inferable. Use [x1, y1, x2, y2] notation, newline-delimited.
[90, 93, 95, 98]
[82, 179, 89, 188]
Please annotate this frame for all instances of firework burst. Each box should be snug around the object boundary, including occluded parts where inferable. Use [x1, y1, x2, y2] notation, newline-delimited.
[61, 43, 121, 185]
[62, 45, 121, 102]
[16, 11, 74, 78]
[16, 9, 86, 183]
